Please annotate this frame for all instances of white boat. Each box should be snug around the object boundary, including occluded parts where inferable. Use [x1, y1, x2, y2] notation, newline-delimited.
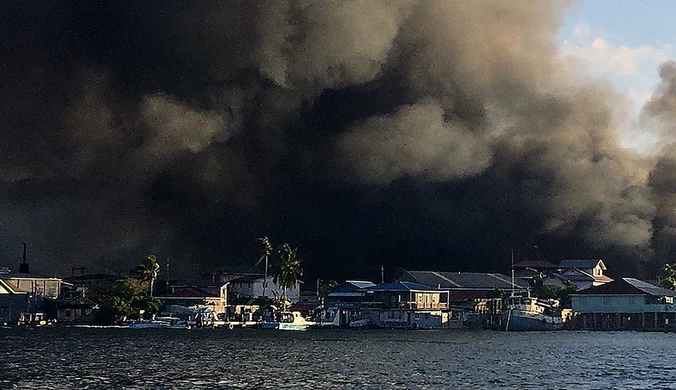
[502, 293, 563, 331]
[348, 319, 370, 328]
[261, 311, 315, 331]
[128, 317, 191, 329]
[128, 320, 166, 329]
[315, 309, 341, 328]
[501, 249, 563, 331]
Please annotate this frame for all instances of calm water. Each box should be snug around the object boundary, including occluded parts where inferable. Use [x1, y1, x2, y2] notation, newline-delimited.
[1, 328, 676, 389]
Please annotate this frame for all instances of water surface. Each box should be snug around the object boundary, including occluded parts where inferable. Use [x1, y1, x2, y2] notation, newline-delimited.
[1, 328, 675, 389]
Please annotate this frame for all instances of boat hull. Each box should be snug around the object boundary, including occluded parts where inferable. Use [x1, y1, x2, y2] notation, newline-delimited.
[278, 323, 310, 331]
[502, 311, 563, 331]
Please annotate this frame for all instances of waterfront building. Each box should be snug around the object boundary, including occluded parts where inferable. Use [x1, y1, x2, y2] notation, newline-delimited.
[0, 279, 29, 324]
[324, 280, 376, 326]
[361, 281, 450, 329]
[216, 273, 300, 302]
[52, 295, 99, 323]
[544, 259, 613, 291]
[0, 269, 64, 299]
[0, 265, 66, 321]
[156, 284, 228, 315]
[398, 270, 523, 302]
[570, 278, 676, 330]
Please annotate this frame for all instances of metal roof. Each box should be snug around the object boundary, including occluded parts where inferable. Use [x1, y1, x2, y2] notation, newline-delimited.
[330, 281, 375, 294]
[401, 271, 525, 290]
[624, 278, 676, 297]
[369, 281, 444, 292]
[557, 259, 606, 270]
[344, 280, 376, 289]
[574, 278, 676, 297]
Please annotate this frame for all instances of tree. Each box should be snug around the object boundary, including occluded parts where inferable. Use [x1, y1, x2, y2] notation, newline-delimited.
[556, 280, 578, 308]
[135, 255, 160, 296]
[272, 243, 303, 310]
[318, 279, 339, 299]
[89, 279, 147, 324]
[660, 263, 676, 291]
[131, 296, 161, 319]
[256, 237, 273, 299]
[530, 271, 556, 299]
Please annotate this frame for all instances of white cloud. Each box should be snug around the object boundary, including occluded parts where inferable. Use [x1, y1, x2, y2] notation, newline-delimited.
[561, 24, 671, 77]
[559, 23, 673, 155]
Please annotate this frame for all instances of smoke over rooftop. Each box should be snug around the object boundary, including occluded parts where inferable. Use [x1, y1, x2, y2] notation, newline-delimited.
[1, 0, 673, 279]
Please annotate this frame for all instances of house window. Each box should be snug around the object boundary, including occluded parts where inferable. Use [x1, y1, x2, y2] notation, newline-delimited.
[65, 309, 72, 317]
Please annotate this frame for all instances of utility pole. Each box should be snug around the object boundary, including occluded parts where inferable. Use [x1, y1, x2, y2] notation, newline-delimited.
[166, 257, 171, 292]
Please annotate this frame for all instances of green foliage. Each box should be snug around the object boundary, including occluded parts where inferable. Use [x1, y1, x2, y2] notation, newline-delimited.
[530, 272, 556, 299]
[556, 280, 577, 308]
[131, 296, 161, 319]
[135, 254, 160, 296]
[486, 288, 504, 299]
[318, 280, 339, 298]
[271, 243, 303, 310]
[96, 296, 134, 324]
[88, 256, 163, 324]
[256, 237, 273, 267]
[659, 263, 676, 291]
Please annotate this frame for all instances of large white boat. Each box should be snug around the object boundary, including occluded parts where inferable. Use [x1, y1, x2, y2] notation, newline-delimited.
[502, 293, 563, 331]
[261, 311, 315, 331]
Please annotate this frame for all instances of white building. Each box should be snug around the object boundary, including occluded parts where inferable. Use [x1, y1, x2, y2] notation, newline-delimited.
[544, 259, 613, 291]
[218, 273, 300, 303]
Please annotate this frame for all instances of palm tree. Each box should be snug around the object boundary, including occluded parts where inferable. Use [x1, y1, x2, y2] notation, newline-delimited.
[135, 255, 160, 297]
[272, 243, 303, 310]
[256, 237, 273, 298]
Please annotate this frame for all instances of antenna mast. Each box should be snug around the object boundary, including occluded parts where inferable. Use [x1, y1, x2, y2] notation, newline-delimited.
[511, 248, 515, 296]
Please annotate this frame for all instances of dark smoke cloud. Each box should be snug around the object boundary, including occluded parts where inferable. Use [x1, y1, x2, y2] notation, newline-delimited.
[0, 0, 669, 279]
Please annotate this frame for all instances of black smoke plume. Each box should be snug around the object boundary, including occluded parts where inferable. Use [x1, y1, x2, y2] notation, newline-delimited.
[0, 0, 670, 280]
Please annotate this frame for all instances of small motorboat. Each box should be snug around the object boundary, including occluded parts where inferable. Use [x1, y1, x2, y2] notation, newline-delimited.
[261, 311, 315, 331]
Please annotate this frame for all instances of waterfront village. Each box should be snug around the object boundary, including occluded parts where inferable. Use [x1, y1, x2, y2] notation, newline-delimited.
[3, 240, 676, 332]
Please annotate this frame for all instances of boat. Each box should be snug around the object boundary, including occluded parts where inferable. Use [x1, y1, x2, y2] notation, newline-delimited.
[128, 317, 191, 329]
[128, 320, 166, 329]
[261, 311, 315, 331]
[501, 249, 563, 331]
[313, 308, 341, 328]
[348, 319, 370, 328]
[502, 292, 563, 331]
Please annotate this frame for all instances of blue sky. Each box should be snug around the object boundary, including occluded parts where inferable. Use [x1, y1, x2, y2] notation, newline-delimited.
[558, 1, 676, 152]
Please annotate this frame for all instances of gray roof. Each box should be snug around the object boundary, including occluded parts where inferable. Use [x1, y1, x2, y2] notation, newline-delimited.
[344, 280, 376, 289]
[369, 281, 443, 292]
[401, 271, 525, 290]
[557, 259, 605, 270]
[575, 278, 676, 297]
[624, 278, 676, 297]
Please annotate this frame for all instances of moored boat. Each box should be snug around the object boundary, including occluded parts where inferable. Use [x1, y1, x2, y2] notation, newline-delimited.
[261, 311, 315, 331]
[502, 293, 563, 331]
